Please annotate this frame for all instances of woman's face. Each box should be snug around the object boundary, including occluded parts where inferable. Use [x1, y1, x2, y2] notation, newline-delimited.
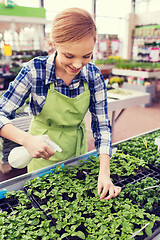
[55, 35, 95, 77]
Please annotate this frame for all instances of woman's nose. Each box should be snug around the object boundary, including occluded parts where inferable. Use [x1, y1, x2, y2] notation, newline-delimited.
[72, 61, 82, 69]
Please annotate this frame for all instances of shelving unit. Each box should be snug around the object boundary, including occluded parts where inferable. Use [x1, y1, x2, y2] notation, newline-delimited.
[112, 68, 159, 106]
[112, 68, 160, 78]
[132, 25, 160, 62]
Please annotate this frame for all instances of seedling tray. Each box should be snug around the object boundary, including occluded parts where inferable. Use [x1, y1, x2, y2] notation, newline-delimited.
[111, 167, 159, 189]
[0, 189, 36, 213]
[0, 128, 159, 239]
[22, 158, 160, 240]
[0, 197, 18, 214]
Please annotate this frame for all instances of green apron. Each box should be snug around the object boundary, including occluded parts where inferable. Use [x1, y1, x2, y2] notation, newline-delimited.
[28, 80, 90, 172]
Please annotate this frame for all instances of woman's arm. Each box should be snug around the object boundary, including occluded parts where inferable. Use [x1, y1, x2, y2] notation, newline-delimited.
[0, 123, 55, 160]
[88, 64, 121, 200]
[1, 123, 29, 146]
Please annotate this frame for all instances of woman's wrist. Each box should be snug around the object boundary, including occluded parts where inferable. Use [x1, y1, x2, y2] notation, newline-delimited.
[99, 153, 111, 177]
[1, 123, 32, 147]
[20, 132, 33, 147]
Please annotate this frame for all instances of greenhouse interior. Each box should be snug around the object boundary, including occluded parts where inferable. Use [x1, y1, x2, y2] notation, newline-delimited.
[0, 0, 160, 239]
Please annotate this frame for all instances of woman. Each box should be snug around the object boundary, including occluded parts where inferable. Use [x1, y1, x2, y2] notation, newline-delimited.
[0, 8, 121, 200]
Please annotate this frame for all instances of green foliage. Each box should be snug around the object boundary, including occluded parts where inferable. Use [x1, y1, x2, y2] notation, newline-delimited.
[123, 177, 160, 212]
[95, 58, 160, 71]
[23, 158, 159, 239]
[0, 207, 59, 240]
[110, 152, 148, 179]
[114, 61, 160, 70]
[117, 130, 160, 167]
[95, 57, 124, 65]
[1, 130, 160, 239]
[5, 190, 31, 207]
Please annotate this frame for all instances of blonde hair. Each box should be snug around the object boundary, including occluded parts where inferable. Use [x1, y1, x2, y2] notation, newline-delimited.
[51, 8, 97, 44]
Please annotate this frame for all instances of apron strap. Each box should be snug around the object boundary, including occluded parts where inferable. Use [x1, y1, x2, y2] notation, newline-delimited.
[50, 81, 55, 91]
[83, 81, 88, 91]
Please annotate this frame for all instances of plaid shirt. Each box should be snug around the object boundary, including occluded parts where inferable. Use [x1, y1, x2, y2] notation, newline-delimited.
[0, 52, 112, 156]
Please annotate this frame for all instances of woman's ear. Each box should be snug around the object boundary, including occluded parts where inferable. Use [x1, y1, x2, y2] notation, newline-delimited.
[50, 42, 57, 53]
[52, 42, 56, 48]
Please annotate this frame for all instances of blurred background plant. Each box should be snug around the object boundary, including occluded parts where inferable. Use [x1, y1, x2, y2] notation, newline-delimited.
[109, 76, 125, 86]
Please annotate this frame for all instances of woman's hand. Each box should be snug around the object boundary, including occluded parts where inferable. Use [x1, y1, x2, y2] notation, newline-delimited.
[98, 153, 121, 200]
[98, 172, 121, 200]
[23, 134, 55, 160]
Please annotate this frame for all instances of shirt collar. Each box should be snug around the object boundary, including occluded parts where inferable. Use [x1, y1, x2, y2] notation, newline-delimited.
[45, 52, 57, 85]
[45, 51, 88, 85]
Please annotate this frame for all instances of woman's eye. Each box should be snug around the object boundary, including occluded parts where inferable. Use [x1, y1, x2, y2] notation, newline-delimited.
[83, 55, 92, 59]
[65, 55, 73, 59]
[64, 54, 91, 59]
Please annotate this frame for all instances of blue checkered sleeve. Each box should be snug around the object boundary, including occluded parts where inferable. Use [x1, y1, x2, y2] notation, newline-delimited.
[87, 64, 112, 157]
[0, 65, 32, 127]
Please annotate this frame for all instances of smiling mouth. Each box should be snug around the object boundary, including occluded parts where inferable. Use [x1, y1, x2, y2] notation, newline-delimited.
[68, 66, 81, 72]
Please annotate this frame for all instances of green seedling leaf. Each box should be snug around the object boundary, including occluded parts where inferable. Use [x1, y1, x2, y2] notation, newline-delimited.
[61, 232, 69, 239]
[145, 225, 152, 237]
[72, 231, 86, 239]
[38, 228, 46, 236]
[56, 224, 62, 231]
[27, 189, 32, 196]
[137, 231, 144, 236]
[145, 221, 154, 237]
[31, 218, 39, 225]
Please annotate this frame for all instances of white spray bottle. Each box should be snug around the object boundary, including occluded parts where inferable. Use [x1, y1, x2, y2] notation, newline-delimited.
[8, 137, 62, 169]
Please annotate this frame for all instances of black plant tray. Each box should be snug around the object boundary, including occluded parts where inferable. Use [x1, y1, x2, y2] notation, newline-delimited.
[0, 197, 19, 214]
[0, 197, 57, 239]
[123, 177, 160, 213]
[122, 178, 160, 240]
[117, 171, 160, 240]
[0, 128, 160, 239]
[122, 177, 160, 239]
[132, 199, 160, 217]
[24, 188, 160, 240]
[133, 220, 160, 240]
[23, 186, 69, 240]
[24, 173, 160, 240]
[133, 167, 160, 182]
[0, 190, 36, 215]
[24, 186, 51, 214]
[111, 166, 160, 189]
[148, 165, 160, 178]
[24, 184, 92, 240]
